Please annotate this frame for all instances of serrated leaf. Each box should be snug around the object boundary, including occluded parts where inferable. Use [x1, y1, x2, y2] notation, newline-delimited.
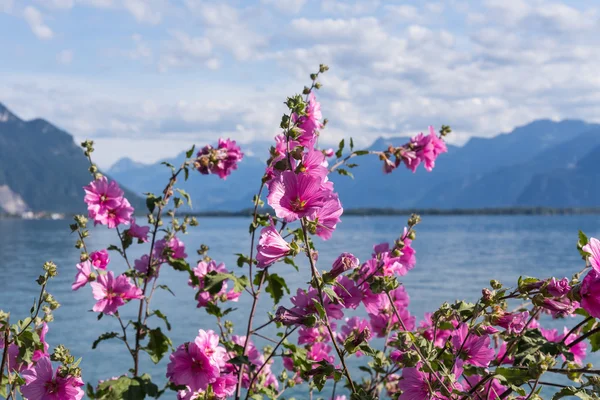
[144, 328, 172, 364]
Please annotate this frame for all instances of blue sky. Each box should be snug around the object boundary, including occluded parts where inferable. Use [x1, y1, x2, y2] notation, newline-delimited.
[1, 0, 599, 167]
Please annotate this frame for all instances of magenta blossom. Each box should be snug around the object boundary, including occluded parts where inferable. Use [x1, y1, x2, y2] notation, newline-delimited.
[72, 261, 94, 291]
[191, 260, 240, 307]
[414, 126, 447, 172]
[212, 374, 236, 398]
[291, 288, 344, 320]
[297, 149, 328, 179]
[583, 237, 600, 273]
[328, 253, 359, 279]
[90, 198, 134, 229]
[89, 250, 110, 270]
[21, 357, 84, 400]
[307, 342, 334, 365]
[196, 138, 243, 179]
[154, 236, 187, 260]
[307, 193, 343, 240]
[337, 317, 371, 357]
[541, 327, 587, 364]
[267, 171, 325, 222]
[33, 323, 50, 362]
[90, 271, 143, 315]
[166, 343, 220, 392]
[295, 92, 323, 148]
[398, 367, 447, 400]
[495, 311, 530, 334]
[126, 218, 149, 242]
[134, 255, 159, 278]
[256, 220, 291, 268]
[451, 324, 495, 367]
[83, 177, 123, 215]
[298, 323, 333, 344]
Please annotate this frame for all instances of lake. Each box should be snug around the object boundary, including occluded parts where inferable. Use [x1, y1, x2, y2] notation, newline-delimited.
[1, 215, 598, 398]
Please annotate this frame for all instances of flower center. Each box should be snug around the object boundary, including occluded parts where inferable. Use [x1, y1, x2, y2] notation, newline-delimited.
[45, 380, 59, 394]
[291, 197, 307, 212]
[100, 194, 108, 203]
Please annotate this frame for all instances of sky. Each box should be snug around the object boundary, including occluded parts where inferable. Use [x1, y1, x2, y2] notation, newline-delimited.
[1, 0, 600, 168]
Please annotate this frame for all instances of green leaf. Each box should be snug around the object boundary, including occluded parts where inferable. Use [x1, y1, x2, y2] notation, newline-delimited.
[354, 150, 369, 156]
[144, 327, 172, 364]
[264, 273, 290, 304]
[578, 230, 590, 257]
[350, 137, 354, 151]
[588, 330, 600, 352]
[175, 189, 192, 208]
[150, 310, 171, 331]
[311, 298, 326, 319]
[95, 375, 159, 400]
[185, 145, 196, 159]
[157, 284, 175, 296]
[204, 272, 248, 295]
[145, 194, 161, 214]
[336, 168, 354, 178]
[161, 161, 175, 173]
[336, 139, 345, 158]
[494, 367, 532, 386]
[167, 257, 191, 272]
[92, 332, 120, 349]
[322, 287, 342, 304]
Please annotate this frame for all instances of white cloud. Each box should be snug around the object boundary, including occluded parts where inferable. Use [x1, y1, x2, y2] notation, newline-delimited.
[56, 50, 73, 65]
[261, 0, 306, 14]
[77, 0, 113, 7]
[320, 0, 380, 16]
[159, 30, 213, 71]
[128, 34, 152, 60]
[35, 0, 74, 9]
[23, 6, 53, 40]
[124, 0, 162, 24]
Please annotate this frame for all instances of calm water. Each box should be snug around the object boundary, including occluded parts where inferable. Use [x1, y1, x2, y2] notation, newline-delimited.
[1, 215, 598, 398]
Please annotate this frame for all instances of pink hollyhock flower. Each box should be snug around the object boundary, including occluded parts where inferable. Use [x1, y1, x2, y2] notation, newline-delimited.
[307, 193, 343, 240]
[295, 92, 323, 148]
[495, 311, 530, 334]
[297, 149, 328, 179]
[134, 255, 159, 278]
[166, 342, 220, 392]
[196, 138, 244, 179]
[413, 126, 447, 172]
[267, 171, 325, 222]
[213, 374, 236, 398]
[83, 177, 124, 215]
[191, 261, 240, 307]
[333, 276, 363, 309]
[328, 253, 359, 279]
[398, 367, 448, 400]
[451, 324, 495, 367]
[126, 218, 149, 242]
[256, 220, 291, 268]
[547, 277, 571, 297]
[298, 323, 333, 344]
[495, 341, 514, 364]
[91, 198, 134, 229]
[324, 148, 335, 158]
[541, 327, 587, 364]
[90, 271, 143, 315]
[32, 323, 49, 362]
[195, 329, 228, 368]
[583, 237, 600, 273]
[337, 317, 371, 357]
[419, 313, 453, 348]
[307, 342, 334, 364]
[72, 261, 94, 291]
[21, 357, 84, 400]
[89, 250, 110, 270]
[154, 236, 187, 260]
[291, 287, 344, 320]
[541, 297, 580, 318]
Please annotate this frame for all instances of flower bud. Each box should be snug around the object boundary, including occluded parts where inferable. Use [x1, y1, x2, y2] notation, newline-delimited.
[327, 253, 359, 280]
[43, 261, 58, 277]
[274, 306, 317, 327]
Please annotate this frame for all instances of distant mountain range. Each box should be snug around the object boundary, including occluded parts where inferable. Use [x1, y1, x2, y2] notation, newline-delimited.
[1, 100, 598, 213]
[0, 103, 142, 214]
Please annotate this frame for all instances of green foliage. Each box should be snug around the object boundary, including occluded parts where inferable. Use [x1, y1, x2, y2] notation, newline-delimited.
[91, 374, 158, 399]
[92, 332, 120, 349]
[144, 328, 172, 364]
[254, 271, 290, 304]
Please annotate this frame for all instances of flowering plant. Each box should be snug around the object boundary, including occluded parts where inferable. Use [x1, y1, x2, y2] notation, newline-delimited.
[3, 65, 600, 400]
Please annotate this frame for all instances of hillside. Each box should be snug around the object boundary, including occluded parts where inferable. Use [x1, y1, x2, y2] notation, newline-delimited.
[0, 103, 143, 213]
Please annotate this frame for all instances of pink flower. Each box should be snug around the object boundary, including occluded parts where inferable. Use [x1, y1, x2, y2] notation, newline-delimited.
[126, 218, 149, 242]
[495, 311, 530, 334]
[307, 342, 334, 364]
[463, 375, 506, 399]
[333, 276, 363, 309]
[307, 193, 343, 240]
[297, 149, 328, 179]
[191, 260, 240, 308]
[337, 317, 371, 357]
[541, 327, 587, 364]
[451, 324, 495, 367]
[583, 237, 600, 273]
[298, 323, 332, 344]
[154, 236, 187, 260]
[89, 250, 110, 270]
[541, 297, 579, 318]
[21, 357, 84, 400]
[212, 374, 236, 398]
[328, 253, 359, 279]
[267, 171, 325, 222]
[547, 277, 571, 297]
[291, 288, 344, 320]
[256, 220, 291, 268]
[324, 148, 335, 158]
[295, 92, 323, 148]
[134, 255, 160, 278]
[196, 138, 243, 179]
[166, 343, 220, 392]
[83, 177, 123, 215]
[32, 323, 49, 362]
[72, 261, 94, 291]
[91, 198, 134, 229]
[398, 367, 447, 400]
[90, 271, 143, 315]
[414, 126, 447, 172]
[419, 313, 453, 348]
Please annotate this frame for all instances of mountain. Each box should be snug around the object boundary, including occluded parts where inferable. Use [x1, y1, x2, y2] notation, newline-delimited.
[0, 103, 143, 214]
[109, 119, 600, 211]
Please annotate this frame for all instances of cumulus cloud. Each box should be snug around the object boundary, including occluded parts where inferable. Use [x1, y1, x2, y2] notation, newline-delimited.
[261, 0, 306, 14]
[23, 6, 53, 40]
[124, 0, 162, 24]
